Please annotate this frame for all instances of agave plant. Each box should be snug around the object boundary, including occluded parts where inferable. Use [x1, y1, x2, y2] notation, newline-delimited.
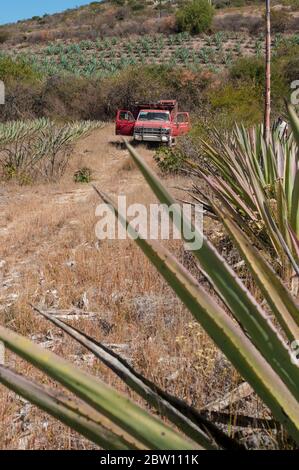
[187, 105, 299, 280]
[0, 118, 49, 145]
[0, 119, 104, 181]
[0, 108, 298, 450]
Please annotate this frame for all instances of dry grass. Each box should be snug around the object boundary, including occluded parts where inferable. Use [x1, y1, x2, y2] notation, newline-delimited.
[0, 124, 272, 449]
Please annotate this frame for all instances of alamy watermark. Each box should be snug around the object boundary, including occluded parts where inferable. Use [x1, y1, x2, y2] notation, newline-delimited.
[0, 81, 5, 105]
[95, 196, 203, 251]
[0, 342, 4, 365]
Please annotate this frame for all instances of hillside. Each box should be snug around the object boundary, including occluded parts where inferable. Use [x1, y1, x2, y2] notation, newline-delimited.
[0, 0, 298, 124]
[0, 0, 298, 80]
[0, 0, 298, 45]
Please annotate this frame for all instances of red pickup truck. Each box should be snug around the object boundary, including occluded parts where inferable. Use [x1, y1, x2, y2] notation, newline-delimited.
[115, 100, 191, 146]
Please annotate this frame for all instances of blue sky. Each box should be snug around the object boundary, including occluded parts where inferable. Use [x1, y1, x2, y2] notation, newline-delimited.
[1, 1, 93, 25]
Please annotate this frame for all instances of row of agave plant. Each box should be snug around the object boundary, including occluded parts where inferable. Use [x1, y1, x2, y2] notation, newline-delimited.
[0, 106, 298, 449]
[0, 119, 104, 182]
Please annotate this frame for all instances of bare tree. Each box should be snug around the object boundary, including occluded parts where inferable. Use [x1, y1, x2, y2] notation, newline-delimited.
[264, 0, 271, 145]
[157, 0, 175, 18]
[157, 0, 165, 18]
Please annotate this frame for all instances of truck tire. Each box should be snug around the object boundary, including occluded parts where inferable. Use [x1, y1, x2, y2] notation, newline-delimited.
[168, 137, 175, 147]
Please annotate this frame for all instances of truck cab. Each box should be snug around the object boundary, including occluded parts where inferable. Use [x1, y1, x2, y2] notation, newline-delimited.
[115, 100, 191, 146]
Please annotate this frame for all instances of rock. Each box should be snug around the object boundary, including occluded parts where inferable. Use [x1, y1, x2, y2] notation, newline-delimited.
[74, 291, 89, 310]
[69, 219, 80, 226]
[95, 240, 101, 252]
[65, 260, 76, 268]
[132, 294, 177, 323]
[45, 289, 60, 308]
[18, 436, 30, 450]
[5, 293, 19, 304]
[111, 292, 124, 304]
[166, 371, 180, 382]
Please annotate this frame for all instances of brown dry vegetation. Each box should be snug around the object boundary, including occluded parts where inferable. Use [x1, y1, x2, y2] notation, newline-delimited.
[0, 124, 272, 450]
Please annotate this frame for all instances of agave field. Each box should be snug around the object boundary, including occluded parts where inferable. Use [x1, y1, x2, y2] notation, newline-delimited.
[4, 32, 299, 77]
[0, 105, 298, 449]
[0, 118, 104, 183]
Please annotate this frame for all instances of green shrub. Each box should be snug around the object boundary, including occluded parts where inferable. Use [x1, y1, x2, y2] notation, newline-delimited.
[230, 0, 245, 6]
[130, 2, 145, 12]
[208, 83, 263, 128]
[274, 44, 299, 85]
[154, 146, 184, 173]
[0, 56, 41, 84]
[269, 9, 290, 33]
[176, 0, 214, 35]
[230, 57, 265, 85]
[74, 167, 92, 183]
[281, 0, 299, 8]
[229, 49, 298, 113]
[0, 30, 9, 44]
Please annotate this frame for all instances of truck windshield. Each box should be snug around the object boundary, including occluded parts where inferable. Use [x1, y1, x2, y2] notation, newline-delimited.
[138, 112, 170, 122]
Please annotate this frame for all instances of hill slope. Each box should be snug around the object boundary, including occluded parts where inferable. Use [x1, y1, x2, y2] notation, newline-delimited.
[0, 0, 298, 46]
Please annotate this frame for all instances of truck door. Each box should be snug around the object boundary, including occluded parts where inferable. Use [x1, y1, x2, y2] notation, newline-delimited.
[116, 110, 135, 136]
[175, 113, 191, 136]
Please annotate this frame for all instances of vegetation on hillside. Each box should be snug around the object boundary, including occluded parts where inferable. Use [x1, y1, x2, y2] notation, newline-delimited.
[176, 0, 215, 34]
[0, 0, 298, 44]
[1, 38, 297, 130]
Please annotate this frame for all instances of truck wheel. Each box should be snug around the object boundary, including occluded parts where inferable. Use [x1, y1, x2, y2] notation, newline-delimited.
[168, 137, 175, 147]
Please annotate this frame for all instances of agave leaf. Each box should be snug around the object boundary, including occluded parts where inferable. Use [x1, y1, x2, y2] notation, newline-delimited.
[0, 365, 138, 450]
[93, 186, 299, 444]
[33, 306, 246, 450]
[287, 103, 299, 147]
[213, 201, 299, 342]
[275, 179, 290, 247]
[288, 225, 299, 262]
[290, 171, 299, 236]
[124, 141, 299, 402]
[192, 175, 276, 260]
[199, 139, 254, 209]
[242, 154, 284, 259]
[264, 204, 299, 278]
[284, 142, 295, 211]
[0, 326, 197, 450]
[191, 171, 263, 245]
[199, 121, 299, 273]
[200, 170, 258, 222]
